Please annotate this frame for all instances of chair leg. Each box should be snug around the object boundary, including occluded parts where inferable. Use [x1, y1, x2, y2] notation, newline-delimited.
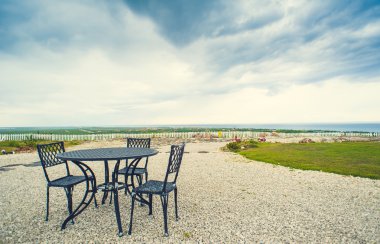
[69, 187, 74, 224]
[174, 188, 179, 221]
[109, 190, 113, 205]
[124, 174, 128, 195]
[113, 188, 123, 237]
[65, 187, 74, 224]
[149, 194, 153, 215]
[160, 194, 169, 237]
[144, 172, 149, 206]
[137, 175, 144, 206]
[128, 194, 136, 235]
[91, 179, 98, 208]
[46, 185, 49, 221]
[94, 194, 98, 208]
[137, 175, 142, 186]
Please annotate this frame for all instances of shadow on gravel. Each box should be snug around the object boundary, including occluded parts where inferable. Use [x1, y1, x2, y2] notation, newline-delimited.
[23, 161, 40, 167]
[0, 162, 40, 173]
[164, 151, 212, 153]
[0, 164, 23, 172]
[0, 167, 13, 172]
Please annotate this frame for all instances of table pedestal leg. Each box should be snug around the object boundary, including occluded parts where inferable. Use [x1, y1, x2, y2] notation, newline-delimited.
[113, 159, 123, 236]
[101, 160, 109, 205]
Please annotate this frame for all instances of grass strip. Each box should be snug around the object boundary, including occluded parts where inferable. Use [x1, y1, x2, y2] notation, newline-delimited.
[0, 140, 84, 153]
[232, 141, 380, 179]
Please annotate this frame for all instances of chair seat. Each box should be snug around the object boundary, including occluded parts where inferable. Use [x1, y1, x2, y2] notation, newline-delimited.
[133, 180, 176, 194]
[49, 175, 89, 187]
[118, 167, 146, 175]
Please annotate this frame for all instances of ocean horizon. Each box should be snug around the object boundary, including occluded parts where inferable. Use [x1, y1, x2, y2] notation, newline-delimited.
[1, 123, 380, 133]
[160, 123, 380, 132]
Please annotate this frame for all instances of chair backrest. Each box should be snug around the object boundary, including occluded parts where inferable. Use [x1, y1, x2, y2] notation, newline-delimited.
[127, 138, 151, 148]
[37, 141, 68, 182]
[163, 143, 185, 191]
[126, 138, 151, 169]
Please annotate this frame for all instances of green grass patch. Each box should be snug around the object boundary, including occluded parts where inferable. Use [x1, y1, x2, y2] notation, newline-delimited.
[226, 139, 258, 152]
[227, 141, 380, 179]
[0, 140, 84, 153]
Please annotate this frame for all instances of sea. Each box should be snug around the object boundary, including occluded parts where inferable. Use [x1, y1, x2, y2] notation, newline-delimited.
[0, 123, 380, 133]
[164, 123, 380, 132]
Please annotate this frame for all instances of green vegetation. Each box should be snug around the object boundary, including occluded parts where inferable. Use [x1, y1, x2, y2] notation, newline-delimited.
[226, 141, 380, 179]
[0, 140, 83, 153]
[226, 140, 258, 152]
[183, 232, 192, 239]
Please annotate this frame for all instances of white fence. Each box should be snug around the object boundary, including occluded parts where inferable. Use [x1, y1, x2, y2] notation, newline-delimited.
[0, 131, 379, 141]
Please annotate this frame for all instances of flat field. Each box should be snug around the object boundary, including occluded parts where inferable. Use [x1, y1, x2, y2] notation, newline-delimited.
[239, 141, 380, 179]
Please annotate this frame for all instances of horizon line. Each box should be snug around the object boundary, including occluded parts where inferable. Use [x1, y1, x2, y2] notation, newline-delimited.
[1, 122, 380, 129]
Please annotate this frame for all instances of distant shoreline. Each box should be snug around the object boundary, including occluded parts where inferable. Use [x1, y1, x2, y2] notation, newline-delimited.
[0, 123, 380, 133]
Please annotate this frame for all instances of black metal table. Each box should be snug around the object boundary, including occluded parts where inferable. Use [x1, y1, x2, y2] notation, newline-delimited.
[57, 147, 158, 236]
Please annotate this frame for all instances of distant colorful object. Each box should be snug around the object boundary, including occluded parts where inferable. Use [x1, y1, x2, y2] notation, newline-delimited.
[1, 149, 15, 155]
[258, 137, 266, 142]
[218, 131, 222, 138]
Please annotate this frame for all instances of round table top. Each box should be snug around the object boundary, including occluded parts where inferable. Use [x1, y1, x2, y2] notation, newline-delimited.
[56, 147, 158, 161]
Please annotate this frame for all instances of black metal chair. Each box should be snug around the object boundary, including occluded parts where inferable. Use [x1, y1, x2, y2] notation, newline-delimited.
[37, 142, 97, 222]
[128, 143, 185, 236]
[117, 138, 151, 193]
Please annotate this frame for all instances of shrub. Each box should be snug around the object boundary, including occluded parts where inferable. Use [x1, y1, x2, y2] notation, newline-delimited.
[226, 140, 259, 152]
[227, 142, 240, 152]
[244, 140, 258, 149]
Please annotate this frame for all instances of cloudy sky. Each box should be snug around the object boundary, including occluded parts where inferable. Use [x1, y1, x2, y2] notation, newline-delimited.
[0, 0, 379, 126]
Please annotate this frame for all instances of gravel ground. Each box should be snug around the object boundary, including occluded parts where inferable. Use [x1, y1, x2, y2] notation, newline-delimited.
[0, 139, 379, 243]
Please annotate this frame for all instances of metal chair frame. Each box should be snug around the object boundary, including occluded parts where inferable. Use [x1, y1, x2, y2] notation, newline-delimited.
[117, 138, 151, 193]
[37, 141, 97, 225]
[128, 143, 185, 236]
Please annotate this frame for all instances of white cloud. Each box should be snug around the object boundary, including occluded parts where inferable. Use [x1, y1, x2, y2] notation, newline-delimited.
[0, 0, 379, 126]
[150, 80, 380, 124]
